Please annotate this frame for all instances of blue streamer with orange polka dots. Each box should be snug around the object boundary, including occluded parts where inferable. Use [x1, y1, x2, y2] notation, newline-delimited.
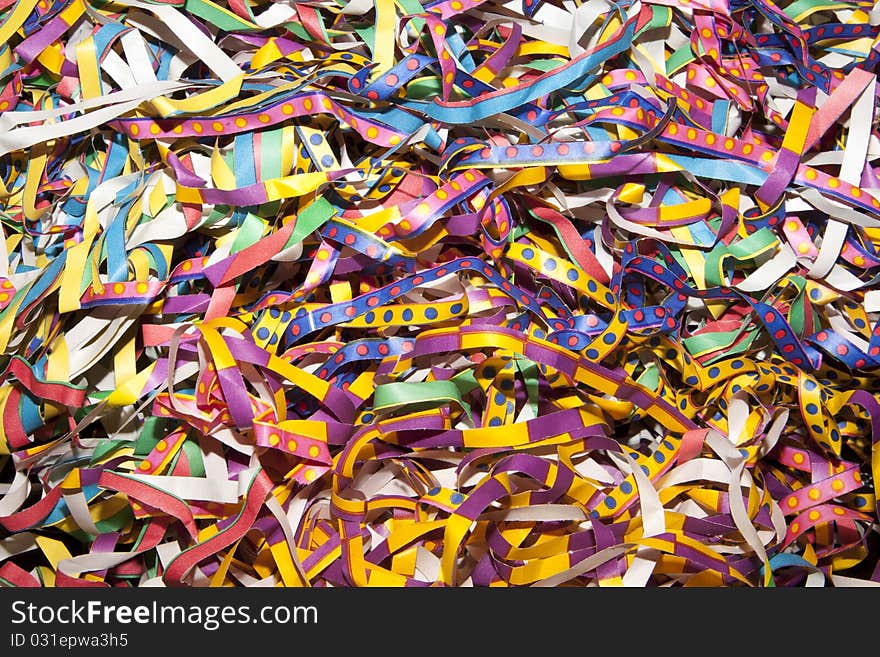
[1, 0, 880, 591]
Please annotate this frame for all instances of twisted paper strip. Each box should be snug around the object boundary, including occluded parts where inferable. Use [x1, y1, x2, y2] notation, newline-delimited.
[0, 0, 879, 587]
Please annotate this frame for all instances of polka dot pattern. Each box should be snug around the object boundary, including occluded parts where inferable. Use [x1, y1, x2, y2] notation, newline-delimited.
[116, 92, 405, 148]
[595, 437, 682, 519]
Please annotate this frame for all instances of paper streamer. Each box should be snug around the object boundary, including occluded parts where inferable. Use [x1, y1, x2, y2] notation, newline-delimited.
[0, 0, 879, 588]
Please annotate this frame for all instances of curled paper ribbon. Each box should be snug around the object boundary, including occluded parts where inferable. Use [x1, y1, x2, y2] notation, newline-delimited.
[1, 0, 880, 588]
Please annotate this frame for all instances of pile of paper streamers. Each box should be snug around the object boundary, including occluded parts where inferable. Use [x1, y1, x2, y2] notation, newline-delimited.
[2, 0, 880, 588]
